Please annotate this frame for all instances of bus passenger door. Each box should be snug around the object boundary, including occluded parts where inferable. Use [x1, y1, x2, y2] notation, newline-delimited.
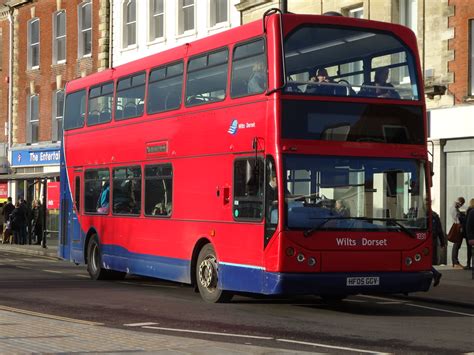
[70, 174, 83, 262]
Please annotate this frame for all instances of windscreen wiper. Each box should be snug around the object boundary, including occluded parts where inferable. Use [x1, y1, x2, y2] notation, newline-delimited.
[303, 217, 350, 237]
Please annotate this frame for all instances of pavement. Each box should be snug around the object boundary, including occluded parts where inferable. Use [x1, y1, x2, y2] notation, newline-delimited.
[0, 241, 472, 353]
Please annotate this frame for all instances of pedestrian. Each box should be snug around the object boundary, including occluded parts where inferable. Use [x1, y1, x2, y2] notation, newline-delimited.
[449, 197, 465, 269]
[462, 198, 474, 270]
[9, 202, 24, 244]
[25, 199, 33, 244]
[0, 202, 4, 240]
[431, 210, 446, 286]
[32, 199, 45, 246]
[3, 197, 14, 226]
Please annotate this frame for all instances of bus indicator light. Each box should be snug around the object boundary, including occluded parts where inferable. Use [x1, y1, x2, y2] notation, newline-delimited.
[286, 247, 295, 256]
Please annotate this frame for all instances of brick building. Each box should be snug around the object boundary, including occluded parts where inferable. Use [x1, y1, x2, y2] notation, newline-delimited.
[0, 2, 12, 201]
[2, 0, 110, 209]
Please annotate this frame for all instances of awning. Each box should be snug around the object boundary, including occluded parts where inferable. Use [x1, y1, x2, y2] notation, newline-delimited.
[0, 172, 60, 181]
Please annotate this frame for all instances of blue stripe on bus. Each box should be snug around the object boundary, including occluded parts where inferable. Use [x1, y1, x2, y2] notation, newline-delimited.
[101, 245, 191, 284]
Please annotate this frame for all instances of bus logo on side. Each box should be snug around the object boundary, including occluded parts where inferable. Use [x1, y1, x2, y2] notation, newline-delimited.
[228, 119, 238, 135]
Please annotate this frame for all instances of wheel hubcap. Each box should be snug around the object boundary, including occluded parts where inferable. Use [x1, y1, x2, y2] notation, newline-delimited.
[91, 244, 98, 273]
[198, 256, 217, 289]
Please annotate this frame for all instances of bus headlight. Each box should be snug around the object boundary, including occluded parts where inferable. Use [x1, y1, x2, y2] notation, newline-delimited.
[308, 257, 316, 266]
[414, 253, 421, 262]
[296, 253, 305, 262]
[405, 257, 413, 266]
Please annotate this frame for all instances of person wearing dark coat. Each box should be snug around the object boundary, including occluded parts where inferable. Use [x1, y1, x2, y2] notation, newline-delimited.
[3, 197, 14, 223]
[432, 211, 446, 286]
[10, 201, 27, 245]
[32, 200, 45, 246]
[463, 199, 474, 270]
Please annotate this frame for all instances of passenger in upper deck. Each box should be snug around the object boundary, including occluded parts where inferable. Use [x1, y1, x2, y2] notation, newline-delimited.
[305, 68, 335, 95]
[358, 67, 400, 99]
[247, 62, 266, 94]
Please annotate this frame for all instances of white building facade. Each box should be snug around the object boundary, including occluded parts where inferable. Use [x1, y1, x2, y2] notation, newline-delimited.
[112, 0, 241, 67]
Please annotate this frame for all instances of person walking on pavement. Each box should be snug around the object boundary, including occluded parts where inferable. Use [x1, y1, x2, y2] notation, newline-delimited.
[3, 197, 14, 226]
[431, 210, 446, 286]
[32, 199, 45, 246]
[450, 197, 465, 269]
[463, 198, 474, 270]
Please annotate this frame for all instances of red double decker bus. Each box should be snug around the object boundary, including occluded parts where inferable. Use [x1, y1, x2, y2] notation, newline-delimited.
[60, 10, 432, 302]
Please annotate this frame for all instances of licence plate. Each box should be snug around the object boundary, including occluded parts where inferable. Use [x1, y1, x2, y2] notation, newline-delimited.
[346, 276, 380, 286]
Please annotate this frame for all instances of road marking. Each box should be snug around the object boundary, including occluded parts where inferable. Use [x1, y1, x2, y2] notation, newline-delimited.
[124, 322, 159, 327]
[277, 338, 387, 354]
[377, 301, 402, 305]
[0, 305, 103, 326]
[344, 299, 367, 303]
[358, 295, 407, 303]
[42, 269, 63, 274]
[75, 274, 89, 278]
[405, 303, 474, 317]
[143, 326, 273, 340]
[15, 266, 32, 270]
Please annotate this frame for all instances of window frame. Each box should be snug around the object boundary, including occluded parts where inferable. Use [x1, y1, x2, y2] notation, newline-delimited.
[122, 0, 137, 48]
[144, 163, 173, 218]
[87, 81, 114, 126]
[84, 168, 110, 215]
[53, 10, 66, 64]
[185, 47, 229, 107]
[177, 0, 195, 36]
[149, 0, 165, 42]
[147, 60, 184, 114]
[78, 0, 92, 58]
[209, 0, 228, 28]
[469, 19, 474, 97]
[27, 94, 39, 144]
[27, 18, 40, 70]
[112, 165, 142, 216]
[64, 89, 87, 131]
[232, 156, 265, 222]
[115, 71, 147, 121]
[230, 37, 267, 98]
[52, 89, 65, 142]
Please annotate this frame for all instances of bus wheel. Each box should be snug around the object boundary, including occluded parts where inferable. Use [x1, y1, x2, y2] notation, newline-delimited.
[87, 235, 110, 280]
[196, 244, 233, 303]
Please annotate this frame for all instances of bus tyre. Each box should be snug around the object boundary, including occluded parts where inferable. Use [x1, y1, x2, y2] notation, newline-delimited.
[196, 244, 233, 303]
[87, 235, 110, 280]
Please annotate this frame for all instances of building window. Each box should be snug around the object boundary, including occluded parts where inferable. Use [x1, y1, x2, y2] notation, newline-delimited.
[123, 0, 137, 48]
[52, 90, 64, 142]
[348, 6, 363, 19]
[78, 1, 92, 57]
[399, 0, 417, 83]
[53, 11, 66, 64]
[27, 18, 40, 69]
[178, 0, 194, 35]
[149, 0, 164, 41]
[0, 28, 3, 70]
[400, 0, 417, 32]
[210, 0, 227, 27]
[469, 19, 474, 96]
[27, 94, 39, 144]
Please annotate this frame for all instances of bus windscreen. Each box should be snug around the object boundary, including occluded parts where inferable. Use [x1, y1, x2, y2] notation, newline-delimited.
[284, 25, 419, 100]
[284, 155, 427, 232]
